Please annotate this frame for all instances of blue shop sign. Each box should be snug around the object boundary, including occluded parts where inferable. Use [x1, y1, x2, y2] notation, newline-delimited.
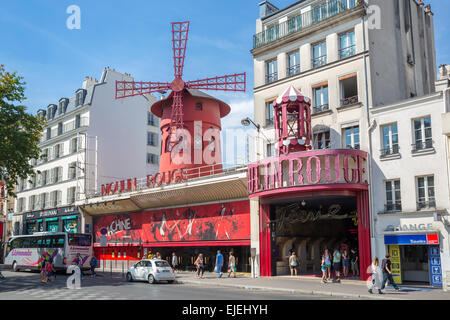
[384, 234, 438, 245]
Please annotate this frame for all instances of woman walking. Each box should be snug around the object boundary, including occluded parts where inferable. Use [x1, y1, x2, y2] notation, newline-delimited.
[368, 257, 383, 294]
[228, 252, 237, 278]
[194, 253, 205, 279]
[289, 252, 299, 276]
[321, 255, 328, 284]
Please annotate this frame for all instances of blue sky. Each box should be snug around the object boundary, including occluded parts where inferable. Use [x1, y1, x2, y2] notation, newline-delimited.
[1, 0, 449, 130]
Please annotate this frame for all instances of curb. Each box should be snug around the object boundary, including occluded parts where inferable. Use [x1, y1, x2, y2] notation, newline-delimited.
[175, 278, 403, 300]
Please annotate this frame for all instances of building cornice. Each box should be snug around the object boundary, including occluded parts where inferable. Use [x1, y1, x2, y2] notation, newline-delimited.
[370, 92, 443, 115]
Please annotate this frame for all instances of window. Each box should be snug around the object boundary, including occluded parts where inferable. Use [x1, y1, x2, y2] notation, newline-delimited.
[41, 170, 48, 186]
[265, 100, 274, 126]
[147, 132, 157, 146]
[381, 124, 399, 156]
[416, 176, 436, 210]
[68, 234, 91, 246]
[147, 153, 159, 165]
[266, 59, 278, 83]
[75, 114, 81, 129]
[50, 190, 62, 208]
[40, 193, 48, 209]
[46, 128, 51, 140]
[58, 101, 64, 115]
[58, 122, 63, 135]
[312, 41, 327, 68]
[385, 180, 402, 212]
[75, 90, 85, 106]
[314, 130, 330, 150]
[154, 261, 171, 268]
[339, 31, 356, 59]
[54, 144, 63, 159]
[68, 162, 77, 180]
[67, 187, 76, 205]
[313, 85, 329, 113]
[29, 195, 35, 211]
[53, 167, 62, 184]
[413, 117, 433, 151]
[287, 51, 300, 76]
[340, 75, 358, 106]
[71, 137, 78, 154]
[195, 102, 203, 111]
[47, 106, 53, 121]
[266, 143, 275, 157]
[343, 125, 360, 149]
[148, 113, 155, 126]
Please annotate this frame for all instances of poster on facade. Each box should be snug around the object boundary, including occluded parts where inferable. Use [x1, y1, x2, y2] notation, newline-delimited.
[389, 245, 402, 285]
[93, 201, 250, 244]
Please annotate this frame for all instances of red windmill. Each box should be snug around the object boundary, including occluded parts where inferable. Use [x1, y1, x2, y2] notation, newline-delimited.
[115, 21, 246, 157]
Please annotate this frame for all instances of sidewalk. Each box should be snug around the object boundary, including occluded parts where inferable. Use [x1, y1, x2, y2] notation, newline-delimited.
[172, 271, 450, 300]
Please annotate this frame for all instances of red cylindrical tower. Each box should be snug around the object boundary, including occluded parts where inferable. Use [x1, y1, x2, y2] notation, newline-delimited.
[273, 86, 312, 156]
[151, 89, 230, 176]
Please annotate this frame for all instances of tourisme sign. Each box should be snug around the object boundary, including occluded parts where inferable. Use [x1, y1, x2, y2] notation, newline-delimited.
[384, 234, 439, 245]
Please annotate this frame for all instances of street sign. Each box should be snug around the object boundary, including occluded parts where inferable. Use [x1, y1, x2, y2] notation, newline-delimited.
[100, 235, 107, 247]
[100, 227, 108, 236]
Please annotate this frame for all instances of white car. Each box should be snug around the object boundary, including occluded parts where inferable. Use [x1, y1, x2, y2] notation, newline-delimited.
[126, 259, 175, 284]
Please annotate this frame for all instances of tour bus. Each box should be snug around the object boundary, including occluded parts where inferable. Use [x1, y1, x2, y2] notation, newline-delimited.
[4, 232, 93, 272]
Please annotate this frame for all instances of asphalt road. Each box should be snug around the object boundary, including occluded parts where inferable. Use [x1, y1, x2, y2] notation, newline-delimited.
[0, 270, 357, 300]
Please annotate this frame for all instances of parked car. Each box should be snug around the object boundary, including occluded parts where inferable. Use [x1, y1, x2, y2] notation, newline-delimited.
[126, 259, 175, 284]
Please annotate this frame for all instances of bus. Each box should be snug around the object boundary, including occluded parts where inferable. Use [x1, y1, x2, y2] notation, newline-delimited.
[4, 232, 93, 272]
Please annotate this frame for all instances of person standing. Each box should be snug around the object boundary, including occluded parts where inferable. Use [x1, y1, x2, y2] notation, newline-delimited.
[194, 253, 204, 279]
[228, 252, 236, 278]
[147, 249, 153, 260]
[72, 253, 83, 280]
[215, 250, 224, 278]
[90, 255, 98, 277]
[289, 252, 299, 276]
[332, 248, 342, 283]
[40, 253, 48, 283]
[320, 255, 327, 284]
[380, 254, 400, 291]
[342, 249, 350, 278]
[368, 257, 383, 294]
[172, 252, 178, 272]
[322, 249, 332, 281]
[350, 248, 359, 277]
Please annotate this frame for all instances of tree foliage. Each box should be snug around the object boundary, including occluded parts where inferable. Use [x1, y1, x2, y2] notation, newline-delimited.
[0, 64, 44, 197]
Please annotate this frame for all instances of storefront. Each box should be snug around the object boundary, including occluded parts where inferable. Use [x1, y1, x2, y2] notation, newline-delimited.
[92, 200, 251, 272]
[22, 206, 81, 235]
[383, 221, 443, 287]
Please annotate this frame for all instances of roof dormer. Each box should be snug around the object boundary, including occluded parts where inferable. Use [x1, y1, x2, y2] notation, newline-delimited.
[46, 104, 57, 121]
[58, 98, 69, 115]
[75, 89, 87, 107]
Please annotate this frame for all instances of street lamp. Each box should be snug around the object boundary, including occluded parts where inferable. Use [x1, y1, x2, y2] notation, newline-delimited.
[241, 117, 273, 161]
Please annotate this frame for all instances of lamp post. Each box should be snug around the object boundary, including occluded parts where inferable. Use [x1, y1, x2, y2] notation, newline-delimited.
[241, 117, 272, 161]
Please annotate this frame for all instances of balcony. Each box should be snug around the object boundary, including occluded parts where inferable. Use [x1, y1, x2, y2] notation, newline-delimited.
[313, 104, 330, 114]
[380, 145, 400, 158]
[287, 64, 301, 77]
[312, 55, 327, 69]
[339, 44, 356, 60]
[384, 203, 402, 213]
[417, 200, 436, 211]
[340, 95, 359, 107]
[266, 72, 278, 84]
[412, 140, 434, 153]
[253, 0, 361, 49]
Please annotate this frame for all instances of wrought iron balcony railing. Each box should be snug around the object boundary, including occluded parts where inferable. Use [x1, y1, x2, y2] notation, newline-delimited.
[312, 55, 327, 69]
[384, 203, 402, 212]
[412, 140, 433, 152]
[417, 200, 436, 211]
[253, 0, 361, 49]
[266, 72, 278, 84]
[287, 64, 301, 77]
[339, 44, 357, 59]
[381, 145, 400, 157]
[340, 95, 359, 107]
[313, 104, 330, 114]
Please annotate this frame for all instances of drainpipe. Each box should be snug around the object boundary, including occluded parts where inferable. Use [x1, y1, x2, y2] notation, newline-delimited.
[362, 14, 377, 259]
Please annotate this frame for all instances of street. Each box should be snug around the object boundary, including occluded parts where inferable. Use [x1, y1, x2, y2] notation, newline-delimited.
[0, 271, 354, 300]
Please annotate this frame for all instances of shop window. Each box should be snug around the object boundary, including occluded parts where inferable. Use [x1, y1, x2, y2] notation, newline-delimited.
[64, 218, 78, 234]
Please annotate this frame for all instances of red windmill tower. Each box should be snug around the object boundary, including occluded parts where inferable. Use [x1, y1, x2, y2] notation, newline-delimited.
[115, 21, 246, 174]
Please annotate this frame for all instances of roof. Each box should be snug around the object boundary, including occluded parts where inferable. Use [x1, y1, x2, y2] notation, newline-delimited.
[151, 89, 231, 118]
[274, 85, 311, 106]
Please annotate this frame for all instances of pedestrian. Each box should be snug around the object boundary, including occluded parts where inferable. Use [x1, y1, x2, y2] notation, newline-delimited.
[320, 255, 328, 283]
[332, 248, 342, 283]
[368, 257, 383, 294]
[45, 260, 56, 283]
[342, 249, 350, 278]
[322, 249, 332, 281]
[228, 252, 236, 278]
[380, 254, 400, 291]
[148, 249, 153, 259]
[155, 252, 162, 259]
[40, 253, 48, 283]
[72, 253, 83, 280]
[350, 248, 359, 277]
[215, 250, 224, 278]
[90, 255, 98, 277]
[172, 252, 178, 272]
[289, 252, 299, 276]
[194, 253, 204, 279]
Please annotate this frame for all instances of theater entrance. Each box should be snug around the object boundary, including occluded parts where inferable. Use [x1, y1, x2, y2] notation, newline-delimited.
[268, 195, 360, 278]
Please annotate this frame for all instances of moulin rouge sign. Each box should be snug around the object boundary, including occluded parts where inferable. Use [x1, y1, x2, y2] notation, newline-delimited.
[248, 149, 368, 196]
[101, 169, 188, 196]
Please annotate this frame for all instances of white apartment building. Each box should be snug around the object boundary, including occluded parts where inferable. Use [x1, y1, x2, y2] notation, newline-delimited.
[13, 68, 159, 236]
[249, 0, 444, 284]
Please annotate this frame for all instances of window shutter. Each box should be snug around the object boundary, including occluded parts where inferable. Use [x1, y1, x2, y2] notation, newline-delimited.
[58, 167, 62, 182]
[58, 190, 62, 206]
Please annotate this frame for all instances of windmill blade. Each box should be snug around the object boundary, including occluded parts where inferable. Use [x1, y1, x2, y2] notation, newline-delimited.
[172, 21, 190, 79]
[115, 81, 171, 99]
[186, 73, 246, 92]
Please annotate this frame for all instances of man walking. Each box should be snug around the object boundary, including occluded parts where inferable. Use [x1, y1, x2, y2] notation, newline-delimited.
[215, 250, 223, 278]
[380, 254, 400, 291]
[172, 252, 178, 272]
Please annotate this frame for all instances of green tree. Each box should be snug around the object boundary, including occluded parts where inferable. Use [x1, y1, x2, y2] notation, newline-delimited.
[0, 64, 44, 197]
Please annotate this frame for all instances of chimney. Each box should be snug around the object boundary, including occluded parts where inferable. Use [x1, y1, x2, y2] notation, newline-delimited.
[439, 65, 450, 80]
